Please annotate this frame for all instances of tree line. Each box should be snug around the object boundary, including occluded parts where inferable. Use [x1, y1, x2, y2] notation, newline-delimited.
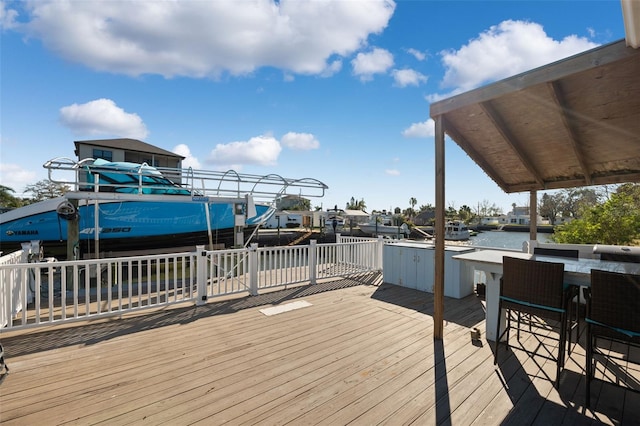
[551, 183, 640, 245]
[3, 181, 639, 245]
[342, 184, 640, 245]
[1, 181, 69, 208]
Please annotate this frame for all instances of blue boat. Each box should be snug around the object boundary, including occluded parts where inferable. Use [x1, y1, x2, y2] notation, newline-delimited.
[1, 158, 327, 259]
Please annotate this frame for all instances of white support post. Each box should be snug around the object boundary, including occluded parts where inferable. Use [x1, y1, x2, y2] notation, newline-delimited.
[196, 245, 208, 305]
[309, 240, 317, 285]
[248, 243, 259, 296]
[377, 236, 384, 271]
[94, 173, 100, 258]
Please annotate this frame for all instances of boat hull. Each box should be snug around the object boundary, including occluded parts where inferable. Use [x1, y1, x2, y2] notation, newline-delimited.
[0, 198, 271, 259]
[444, 232, 471, 241]
[358, 223, 409, 237]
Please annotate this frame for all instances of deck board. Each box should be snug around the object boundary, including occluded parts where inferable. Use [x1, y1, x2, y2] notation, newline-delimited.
[1, 273, 639, 425]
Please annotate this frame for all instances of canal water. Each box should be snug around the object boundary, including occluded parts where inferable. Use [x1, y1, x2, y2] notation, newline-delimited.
[462, 230, 553, 251]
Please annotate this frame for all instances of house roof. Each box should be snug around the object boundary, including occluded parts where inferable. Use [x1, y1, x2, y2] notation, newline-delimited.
[343, 209, 370, 217]
[74, 138, 184, 160]
[429, 39, 640, 194]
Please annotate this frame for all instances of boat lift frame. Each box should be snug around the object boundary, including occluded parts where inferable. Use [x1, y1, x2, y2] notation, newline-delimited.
[43, 157, 329, 259]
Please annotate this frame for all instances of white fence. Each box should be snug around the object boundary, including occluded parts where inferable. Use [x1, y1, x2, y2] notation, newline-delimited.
[0, 249, 31, 328]
[0, 238, 383, 331]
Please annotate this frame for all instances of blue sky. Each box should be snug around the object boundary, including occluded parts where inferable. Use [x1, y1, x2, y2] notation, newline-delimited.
[0, 0, 627, 214]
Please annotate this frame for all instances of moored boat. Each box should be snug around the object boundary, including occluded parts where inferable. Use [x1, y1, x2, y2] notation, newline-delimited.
[358, 214, 409, 238]
[0, 157, 328, 259]
[444, 220, 471, 241]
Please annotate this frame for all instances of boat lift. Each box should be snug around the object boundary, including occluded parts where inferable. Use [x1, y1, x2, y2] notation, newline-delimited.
[43, 157, 329, 259]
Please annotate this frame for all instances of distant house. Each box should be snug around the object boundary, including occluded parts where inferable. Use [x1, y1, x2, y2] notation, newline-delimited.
[479, 217, 501, 226]
[553, 216, 574, 226]
[74, 138, 184, 169]
[496, 205, 547, 225]
[74, 138, 185, 185]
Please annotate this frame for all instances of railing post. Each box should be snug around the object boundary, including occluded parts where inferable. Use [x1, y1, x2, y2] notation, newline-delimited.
[248, 243, 259, 296]
[21, 241, 39, 303]
[196, 245, 208, 305]
[309, 240, 317, 285]
[524, 239, 538, 253]
[377, 236, 384, 270]
[20, 242, 32, 263]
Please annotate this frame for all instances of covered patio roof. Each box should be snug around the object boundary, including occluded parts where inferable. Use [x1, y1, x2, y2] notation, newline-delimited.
[428, 35, 640, 339]
[430, 39, 640, 194]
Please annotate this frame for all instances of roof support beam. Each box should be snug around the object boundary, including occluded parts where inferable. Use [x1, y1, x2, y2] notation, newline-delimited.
[507, 172, 640, 192]
[622, 0, 640, 48]
[529, 190, 538, 242]
[548, 81, 593, 185]
[434, 114, 445, 340]
[442, 117, 510, 192]
[480, 100, 546, 188]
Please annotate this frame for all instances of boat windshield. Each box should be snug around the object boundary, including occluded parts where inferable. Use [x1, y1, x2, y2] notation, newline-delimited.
[81, 159, 191, 195]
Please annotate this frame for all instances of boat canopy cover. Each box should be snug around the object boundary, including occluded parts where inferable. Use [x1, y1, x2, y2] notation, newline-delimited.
[82, 159, 191, 195]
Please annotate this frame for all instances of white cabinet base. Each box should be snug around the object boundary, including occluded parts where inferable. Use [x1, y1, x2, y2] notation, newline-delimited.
[383, 242, 474, 299]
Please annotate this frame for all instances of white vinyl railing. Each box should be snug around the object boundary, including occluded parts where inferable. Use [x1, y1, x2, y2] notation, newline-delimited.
[1, 237, 383, 331]
[1, 250, 198, 330]
[0, 249, 30, 328]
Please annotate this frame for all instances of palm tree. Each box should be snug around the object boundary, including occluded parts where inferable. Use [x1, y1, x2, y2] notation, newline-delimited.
[409, 197, 417, 219]
[346, 197, 367, 211]
[0, 185, 23, 208]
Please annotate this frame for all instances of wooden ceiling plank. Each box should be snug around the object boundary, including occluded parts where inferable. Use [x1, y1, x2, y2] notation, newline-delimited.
[429, 40, 640, 196]
[480, 100, 546, 188]
[430, 40, 637, 116]
[548, 80, 593, 185]
[441, 117, 511, 192]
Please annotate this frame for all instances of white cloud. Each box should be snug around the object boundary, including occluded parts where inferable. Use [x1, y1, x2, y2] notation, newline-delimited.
[402, 119, 435, 138]
[59, 98, 148, 139]
[207, 135, 282, 168]
[385, 169, 400, 176]
[391, 68, 427, 88]
[281, 132, 320, 150]
[406, 48, 426, 61]
[12, 0, 395, 79]
[320, 59, 343, 78]
[0, 1, 19, 30]
[172, 144, 201, 170]
[0, 163, 38, 195]
[438, 20, 598, 92]
[351, 47, 394, 81]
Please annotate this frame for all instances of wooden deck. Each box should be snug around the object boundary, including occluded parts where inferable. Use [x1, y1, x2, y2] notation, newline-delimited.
[1, 273, 639, 425]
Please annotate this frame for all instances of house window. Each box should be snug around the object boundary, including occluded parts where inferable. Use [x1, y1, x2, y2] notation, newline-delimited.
[93, 149, 113, 161]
